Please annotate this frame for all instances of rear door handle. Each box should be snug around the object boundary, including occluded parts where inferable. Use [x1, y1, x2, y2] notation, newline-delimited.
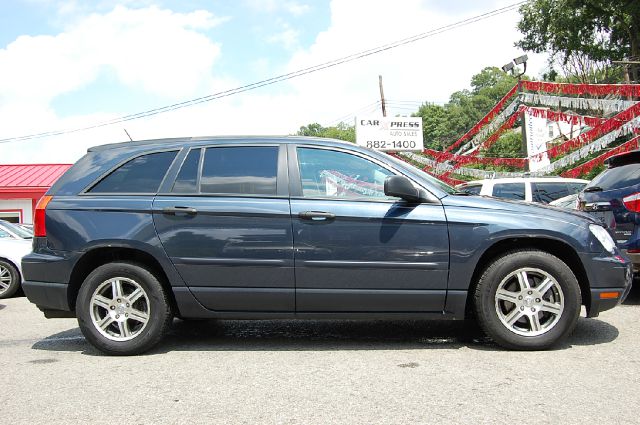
[298, 211, 336, 221]
[162, 206, 198, 216]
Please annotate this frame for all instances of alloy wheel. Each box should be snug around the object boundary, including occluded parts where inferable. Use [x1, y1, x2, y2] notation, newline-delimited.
[494, 267, 564, 337]
[89, 277, 150, 342]
[0, 264, 13, 295]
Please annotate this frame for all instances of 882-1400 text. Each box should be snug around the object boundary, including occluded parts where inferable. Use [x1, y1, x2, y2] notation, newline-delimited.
[365, 140, 417, 150]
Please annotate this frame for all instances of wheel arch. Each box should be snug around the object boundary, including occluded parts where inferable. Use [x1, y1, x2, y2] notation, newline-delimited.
[68, 246, 178, 313]
[464, 237, 590, 319]
[0, 256, 20, 273]
[0, 255, 21, 281]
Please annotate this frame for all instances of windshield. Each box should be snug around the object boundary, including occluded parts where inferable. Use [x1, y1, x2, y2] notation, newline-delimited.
[383, 153, 457, 195]
[0, 221, 33, 239]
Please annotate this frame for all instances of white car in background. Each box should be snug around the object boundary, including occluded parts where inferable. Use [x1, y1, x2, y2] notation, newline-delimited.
[0, 220, 33, 298]
[549, 193, 580, 209]
[456, 177, 589, 204]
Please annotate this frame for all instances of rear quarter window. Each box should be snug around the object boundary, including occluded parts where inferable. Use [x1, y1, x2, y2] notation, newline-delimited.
[89, 151, 178, 194]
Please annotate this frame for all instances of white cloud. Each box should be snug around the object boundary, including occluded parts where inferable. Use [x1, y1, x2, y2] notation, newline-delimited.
[0, 0, 549, 164]
[245, 0, 310, 16]
[284, 2, 311, 16]
[0, 5, 226, 104]
[267, 23, 300, 50]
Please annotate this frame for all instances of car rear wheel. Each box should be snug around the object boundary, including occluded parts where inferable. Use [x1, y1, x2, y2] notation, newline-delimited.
[474, 249, 581, 350]
[76, 262, 172, 355]
[0, 259, 20, 299]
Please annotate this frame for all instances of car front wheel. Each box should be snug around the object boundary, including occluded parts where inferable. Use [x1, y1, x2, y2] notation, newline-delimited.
[474, 249, 581, 350]
[76, 262, 172, 355]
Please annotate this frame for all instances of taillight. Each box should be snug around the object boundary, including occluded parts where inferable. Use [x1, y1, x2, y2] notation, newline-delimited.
[34, 195, 53, 237]
[623, 192, 640, 212]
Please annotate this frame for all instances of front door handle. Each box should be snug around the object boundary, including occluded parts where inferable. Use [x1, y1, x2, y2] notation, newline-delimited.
[298, 211, 336, 221]
[162, 206, 198, 216]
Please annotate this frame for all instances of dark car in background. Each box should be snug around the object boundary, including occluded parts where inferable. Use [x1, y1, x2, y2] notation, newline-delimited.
[579, 150, 640, 274]
[21, 137, 632, 355]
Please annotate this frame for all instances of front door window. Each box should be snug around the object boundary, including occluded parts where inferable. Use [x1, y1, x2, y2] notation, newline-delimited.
[296, 148, 395, 200]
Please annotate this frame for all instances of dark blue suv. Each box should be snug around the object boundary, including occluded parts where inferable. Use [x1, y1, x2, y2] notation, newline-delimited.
[22, 137, 632, 355]
[579, 150, 640, 275]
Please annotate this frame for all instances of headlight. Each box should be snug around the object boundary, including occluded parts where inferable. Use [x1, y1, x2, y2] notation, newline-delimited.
[589, 224, 616, 254]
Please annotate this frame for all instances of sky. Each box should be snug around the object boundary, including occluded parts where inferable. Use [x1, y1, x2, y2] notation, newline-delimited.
[0, 0, 549, 164]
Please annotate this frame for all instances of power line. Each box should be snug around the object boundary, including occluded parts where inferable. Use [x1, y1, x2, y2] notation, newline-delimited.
[0, 1, 526, 144]
[327, 100, 381, 126]
[386, 99, 431, 104]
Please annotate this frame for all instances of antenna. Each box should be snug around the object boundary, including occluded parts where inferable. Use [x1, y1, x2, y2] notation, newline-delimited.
[124, 129, 133, 142]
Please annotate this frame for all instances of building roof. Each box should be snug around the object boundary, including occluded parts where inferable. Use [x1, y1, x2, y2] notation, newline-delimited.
[0, 164, 72, 190]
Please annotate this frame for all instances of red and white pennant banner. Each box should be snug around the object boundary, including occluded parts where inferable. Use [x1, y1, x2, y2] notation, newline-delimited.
[561, 135, 640, 178]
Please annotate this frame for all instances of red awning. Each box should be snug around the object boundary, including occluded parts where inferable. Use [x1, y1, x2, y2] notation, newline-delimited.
[0, 164, 72, 192]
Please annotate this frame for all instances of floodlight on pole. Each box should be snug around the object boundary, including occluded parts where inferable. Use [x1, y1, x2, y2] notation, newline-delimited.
[513, 54, 528, 77]
[501, 62, 514, 73]
[513, 54, 528, 65]
[500, 54, 530, 172]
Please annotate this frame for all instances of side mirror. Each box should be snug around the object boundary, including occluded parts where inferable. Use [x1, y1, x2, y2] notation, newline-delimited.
[384, 175, 421, 202]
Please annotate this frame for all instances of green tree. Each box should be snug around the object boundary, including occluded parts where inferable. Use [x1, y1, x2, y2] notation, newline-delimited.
[296, 122, 355, 142]
[413, 103, 450, 150]
[486, 130, 525, 158]
[517, 0, 640, 82]
[414, 67, 519, 152]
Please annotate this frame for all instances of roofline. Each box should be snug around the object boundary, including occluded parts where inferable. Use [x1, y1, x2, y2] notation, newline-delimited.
[88, 135, 353, 152]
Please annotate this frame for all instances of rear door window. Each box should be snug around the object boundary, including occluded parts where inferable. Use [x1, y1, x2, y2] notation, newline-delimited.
[89, 151, 177, 193]
[200, 146, 278, 195]
[492, 183, 525, 201]
[588, 164, 640, 191]
[172, 149, 201, 193]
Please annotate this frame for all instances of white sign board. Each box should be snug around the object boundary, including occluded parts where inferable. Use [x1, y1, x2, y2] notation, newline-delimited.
[525, 109, 551, 172]
[355, 116, 424, 152]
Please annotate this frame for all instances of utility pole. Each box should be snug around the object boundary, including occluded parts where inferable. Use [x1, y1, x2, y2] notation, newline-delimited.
[379, 75, 387, 117]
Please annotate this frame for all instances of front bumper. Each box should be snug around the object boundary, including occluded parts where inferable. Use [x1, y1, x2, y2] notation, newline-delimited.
[582, 253, 633, 317]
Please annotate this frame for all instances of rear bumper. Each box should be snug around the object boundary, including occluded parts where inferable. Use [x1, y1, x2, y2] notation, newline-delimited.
[22, 280, 72, 312]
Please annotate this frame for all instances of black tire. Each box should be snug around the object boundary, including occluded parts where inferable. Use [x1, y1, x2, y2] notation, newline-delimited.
[473, 249, 581, 350]
[0, 259, 21, 299]
[76, 262, 172, 355]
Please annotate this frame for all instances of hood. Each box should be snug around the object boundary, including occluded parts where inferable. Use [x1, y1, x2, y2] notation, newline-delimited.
[442, 194, 599, 225]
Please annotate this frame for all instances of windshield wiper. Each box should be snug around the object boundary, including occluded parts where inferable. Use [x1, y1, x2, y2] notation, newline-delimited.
[583, 186, 603, 193]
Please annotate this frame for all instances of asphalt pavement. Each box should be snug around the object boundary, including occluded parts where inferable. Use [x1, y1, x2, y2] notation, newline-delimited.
[2, 287, 639, 424]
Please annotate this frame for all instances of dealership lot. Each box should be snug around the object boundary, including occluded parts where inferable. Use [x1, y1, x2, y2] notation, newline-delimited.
[2, 288, 639, 424]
